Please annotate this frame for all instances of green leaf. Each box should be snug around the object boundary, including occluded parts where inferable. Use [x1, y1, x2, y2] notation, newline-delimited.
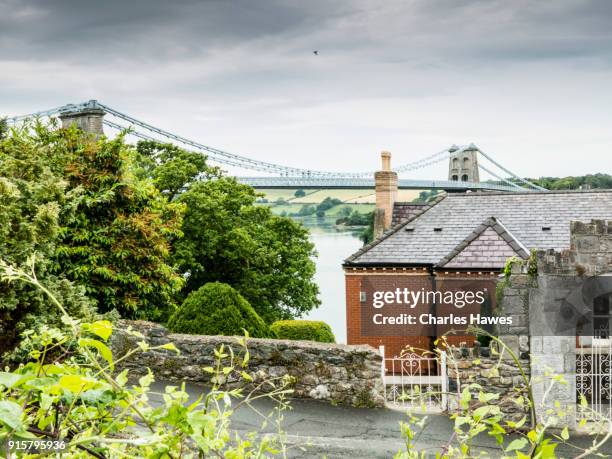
[160, 342, 180, 354]
[116, 369, 129, 387]
[58, 374, 93, 393]
[0, 371, 24, 389]
[84, 320, 113, 341]
[478, 392, 500, 403]
[139, 371, 154, 388]
[0, 400, 24, 430]
[560, 426, 569, 440]
[505, 438, 528, 452]
[79, 338, 114, 370]
[527, 429, 539, 443]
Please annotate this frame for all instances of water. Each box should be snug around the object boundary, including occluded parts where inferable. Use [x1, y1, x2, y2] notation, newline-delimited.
[293, 216, 364, 344]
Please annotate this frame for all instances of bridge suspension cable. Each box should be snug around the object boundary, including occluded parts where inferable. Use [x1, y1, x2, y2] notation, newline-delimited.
[477, 148, 546, 191]
[5, 100, 546, 191]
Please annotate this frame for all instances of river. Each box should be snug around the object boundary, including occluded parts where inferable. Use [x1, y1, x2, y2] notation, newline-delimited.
[292, 217, 364, 344]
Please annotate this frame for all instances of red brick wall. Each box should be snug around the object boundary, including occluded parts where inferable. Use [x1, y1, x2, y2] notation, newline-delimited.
[345, 268, 499, 358]
[345, 268, 432, 359]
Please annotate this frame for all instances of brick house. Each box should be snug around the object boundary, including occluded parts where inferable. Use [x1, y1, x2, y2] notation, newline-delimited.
[343, 153, 612, 358]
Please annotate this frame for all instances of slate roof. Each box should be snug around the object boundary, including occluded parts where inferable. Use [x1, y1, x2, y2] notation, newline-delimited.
[344, 190, 612, 266]
[438, 217, 529, 269]
[391, 202, 428, 226]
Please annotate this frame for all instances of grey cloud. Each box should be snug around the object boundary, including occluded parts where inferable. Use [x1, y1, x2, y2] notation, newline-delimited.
[1, 0, 611, 177]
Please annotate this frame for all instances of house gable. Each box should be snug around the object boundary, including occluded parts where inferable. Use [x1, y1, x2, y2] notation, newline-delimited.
[437, 217, 529, 269]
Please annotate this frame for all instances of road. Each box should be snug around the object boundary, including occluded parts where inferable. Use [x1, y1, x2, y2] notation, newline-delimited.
[150, 381, 611, 458]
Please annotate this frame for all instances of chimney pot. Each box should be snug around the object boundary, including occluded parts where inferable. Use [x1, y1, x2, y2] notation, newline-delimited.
[381, 151, 392, 171]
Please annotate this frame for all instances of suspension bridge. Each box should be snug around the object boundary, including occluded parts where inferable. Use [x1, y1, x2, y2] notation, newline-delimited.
[5, 100, 546, 192]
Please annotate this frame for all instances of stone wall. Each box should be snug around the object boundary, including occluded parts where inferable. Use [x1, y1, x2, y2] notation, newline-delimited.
[502, 219, 612, 428]
[111, 320, 385, 408]
[447, 350, 531, 424]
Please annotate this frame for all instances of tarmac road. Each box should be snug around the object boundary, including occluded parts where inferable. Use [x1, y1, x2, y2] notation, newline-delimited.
[149, 380, 612, 458]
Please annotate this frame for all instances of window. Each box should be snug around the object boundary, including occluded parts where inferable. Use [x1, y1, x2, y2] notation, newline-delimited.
[461, 174, 469, 182]
[452, 158, 459, 168]
[463, 157, 470, 167]
[451, 175, 458, 181]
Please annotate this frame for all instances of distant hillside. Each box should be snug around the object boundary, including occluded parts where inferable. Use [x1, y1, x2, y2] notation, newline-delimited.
[528, 174, 612, 190]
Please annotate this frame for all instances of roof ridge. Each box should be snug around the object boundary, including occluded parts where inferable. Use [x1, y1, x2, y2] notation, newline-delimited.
[343, 193, 448, 265]
[436, 216, 530, 268]
[446, 189, 612, 197]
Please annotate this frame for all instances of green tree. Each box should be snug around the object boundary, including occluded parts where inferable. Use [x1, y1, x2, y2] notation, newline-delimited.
[174, 178, 319, 322]
[0, 118, 8, 140]
[167, 282, 271, 337]
[294, 189, 306, 198]
[0, 122, 95, 353]
[56, 132, 185, 321]
[338, 206, 353, 218]
[135, 140, 220, 200]
[316, 196, 342, 212]
[296, 204, 316, 216]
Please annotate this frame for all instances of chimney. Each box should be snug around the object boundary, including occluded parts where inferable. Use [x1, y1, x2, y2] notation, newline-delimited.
[373, 151, 398, 239]
[59, 100, 105, 137]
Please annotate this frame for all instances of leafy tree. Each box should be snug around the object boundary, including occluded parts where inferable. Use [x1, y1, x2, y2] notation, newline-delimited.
[0, 118, 7, 139]
[56, 133, 185, 321]
[0, 122, 95, 353]
[294, 189, 306, 198]
[135, 140, 220, 200]
[174, 178, 319, 322]
[316, 196, 342, 212]
[0, 124, 185, 325]
[360, 211, 375, 244]
[337, 206, 353, 218]
[413, 189, 439, 203]
[336, 210, 371, 226]
[167, 282, 271, 337]
[296, 204, 316, 216]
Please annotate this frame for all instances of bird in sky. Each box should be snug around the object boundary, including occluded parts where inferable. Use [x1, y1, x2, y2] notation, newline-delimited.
[313, 50, 319, 55]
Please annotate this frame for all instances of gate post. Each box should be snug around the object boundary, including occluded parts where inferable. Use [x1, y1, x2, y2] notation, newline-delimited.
[440, 351, 448, 410]
[379, 345, 386, 402]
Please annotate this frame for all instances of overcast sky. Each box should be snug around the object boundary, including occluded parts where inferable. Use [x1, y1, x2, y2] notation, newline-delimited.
[1, 0, 611, 179]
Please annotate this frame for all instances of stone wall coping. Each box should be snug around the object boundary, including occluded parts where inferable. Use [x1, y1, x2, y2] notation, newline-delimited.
[117, 320, 380, 356]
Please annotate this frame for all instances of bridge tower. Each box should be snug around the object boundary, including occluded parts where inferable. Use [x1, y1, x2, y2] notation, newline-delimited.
[448, 145, 480, 182]
[59, 100, 105, 137]
[373, 151, 398, 239]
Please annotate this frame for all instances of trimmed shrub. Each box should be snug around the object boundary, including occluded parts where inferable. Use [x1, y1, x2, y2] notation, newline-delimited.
[167, 282, 271, 338]
[270, 320, 335, 343]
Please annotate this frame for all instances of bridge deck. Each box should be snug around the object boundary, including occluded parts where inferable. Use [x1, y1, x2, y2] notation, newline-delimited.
[237, 177, 523, 192]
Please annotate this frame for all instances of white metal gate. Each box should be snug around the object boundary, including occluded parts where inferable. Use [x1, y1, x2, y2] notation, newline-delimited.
[577, 337, 611, 423]
[380, 346, 447, 412]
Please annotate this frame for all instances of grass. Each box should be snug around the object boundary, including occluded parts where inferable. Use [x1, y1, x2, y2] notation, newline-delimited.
[258, 188, 422, 204]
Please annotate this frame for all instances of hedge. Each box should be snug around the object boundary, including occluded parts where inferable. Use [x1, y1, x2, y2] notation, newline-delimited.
[270, 320, 335, 343]
[167, 282, 271, 338]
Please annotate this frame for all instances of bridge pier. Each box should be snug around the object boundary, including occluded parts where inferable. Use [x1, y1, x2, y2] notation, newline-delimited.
[59, 100, 105, 136]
